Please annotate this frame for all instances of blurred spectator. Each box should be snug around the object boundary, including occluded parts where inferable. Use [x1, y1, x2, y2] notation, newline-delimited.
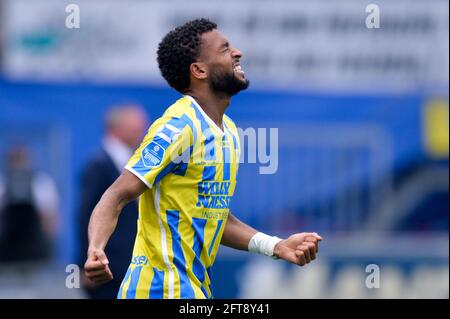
[0, 145, 59, 262]
[77, 104, 149, 299]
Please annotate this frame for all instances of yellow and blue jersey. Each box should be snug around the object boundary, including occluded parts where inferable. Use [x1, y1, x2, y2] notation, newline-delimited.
[117, 95, 240, 299]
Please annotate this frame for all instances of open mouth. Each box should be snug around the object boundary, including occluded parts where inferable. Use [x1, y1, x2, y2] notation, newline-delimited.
[233, 62, 245, 76]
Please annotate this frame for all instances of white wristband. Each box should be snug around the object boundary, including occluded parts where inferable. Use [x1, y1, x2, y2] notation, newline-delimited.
[248, 232, 283, 259]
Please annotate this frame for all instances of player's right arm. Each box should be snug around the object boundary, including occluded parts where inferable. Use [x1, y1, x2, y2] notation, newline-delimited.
[84, 170, 146, 284]
[85, 115, 195, 284]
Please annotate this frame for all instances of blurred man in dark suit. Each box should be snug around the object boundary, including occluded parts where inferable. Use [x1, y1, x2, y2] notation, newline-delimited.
[77, 104, 149, 299]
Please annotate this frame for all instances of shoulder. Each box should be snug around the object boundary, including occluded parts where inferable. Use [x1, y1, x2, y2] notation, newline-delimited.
[147, 97, 198, 140]
[161, 96, 196, 122]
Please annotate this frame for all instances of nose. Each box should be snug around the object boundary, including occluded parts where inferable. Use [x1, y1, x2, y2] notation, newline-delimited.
[231, 47, 242, 59]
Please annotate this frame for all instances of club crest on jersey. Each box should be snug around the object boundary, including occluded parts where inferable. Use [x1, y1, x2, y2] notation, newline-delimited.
[142, 141, 165, 167]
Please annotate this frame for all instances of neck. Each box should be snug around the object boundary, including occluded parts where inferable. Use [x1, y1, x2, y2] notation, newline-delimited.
[185, 88, 230, 129]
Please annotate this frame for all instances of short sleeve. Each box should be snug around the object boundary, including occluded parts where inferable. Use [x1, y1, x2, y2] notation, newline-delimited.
[125, 116, 194, 189]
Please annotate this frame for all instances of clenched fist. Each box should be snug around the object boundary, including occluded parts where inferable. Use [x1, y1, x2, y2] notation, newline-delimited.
[84, 248, 114, 284]
[273, 232, 323, 266]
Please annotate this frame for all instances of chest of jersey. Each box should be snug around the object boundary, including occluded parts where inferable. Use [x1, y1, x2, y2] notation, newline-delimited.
[163, 126, 240, 219]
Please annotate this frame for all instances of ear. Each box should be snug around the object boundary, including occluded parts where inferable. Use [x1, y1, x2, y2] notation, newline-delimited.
[190, 62, 208, 80]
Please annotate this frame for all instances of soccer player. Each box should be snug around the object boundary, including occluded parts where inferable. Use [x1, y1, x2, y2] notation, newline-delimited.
[84, 18, 323, 299]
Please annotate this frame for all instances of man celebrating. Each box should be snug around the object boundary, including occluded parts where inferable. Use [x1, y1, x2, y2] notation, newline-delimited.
[85, 18, 322, 299]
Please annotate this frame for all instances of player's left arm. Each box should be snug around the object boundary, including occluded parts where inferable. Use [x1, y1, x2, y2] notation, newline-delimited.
[221, 212, 323, 266]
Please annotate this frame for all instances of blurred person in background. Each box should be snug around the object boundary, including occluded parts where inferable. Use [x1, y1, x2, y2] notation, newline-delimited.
[0, 145, 58, 264]
[77, 104, 149, 299]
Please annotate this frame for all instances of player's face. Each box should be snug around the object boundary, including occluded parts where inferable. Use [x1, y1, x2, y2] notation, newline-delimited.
[199, 30, 249, 96]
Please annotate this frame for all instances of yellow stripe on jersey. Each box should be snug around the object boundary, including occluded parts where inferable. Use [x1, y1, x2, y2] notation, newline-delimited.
[118, 96, 240, 299]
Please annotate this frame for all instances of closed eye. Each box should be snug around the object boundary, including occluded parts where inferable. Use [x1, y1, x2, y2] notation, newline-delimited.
[221, 41, 230, 52]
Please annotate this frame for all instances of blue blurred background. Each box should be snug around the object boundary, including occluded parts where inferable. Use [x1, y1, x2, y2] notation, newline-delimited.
[0, 0, 448, 298]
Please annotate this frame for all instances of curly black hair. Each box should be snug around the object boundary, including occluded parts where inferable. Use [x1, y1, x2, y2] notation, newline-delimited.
[157, 18, 217, 93]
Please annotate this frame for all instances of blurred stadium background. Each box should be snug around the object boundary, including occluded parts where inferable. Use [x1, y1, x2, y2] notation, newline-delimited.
[0, 0, 448, 298]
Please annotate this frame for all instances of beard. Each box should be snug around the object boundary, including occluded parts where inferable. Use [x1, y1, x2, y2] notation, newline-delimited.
[209, 68, 250, 97]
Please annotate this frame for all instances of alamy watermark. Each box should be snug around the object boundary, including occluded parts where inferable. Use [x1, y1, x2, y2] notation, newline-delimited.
[149, 126, 279, 175]
[65, 4, 80, 29]
[365, 264, 380, 289]
[366, 4, 381, 29]
[238, 127, 278, 175]
[65, 264, 80, 288]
